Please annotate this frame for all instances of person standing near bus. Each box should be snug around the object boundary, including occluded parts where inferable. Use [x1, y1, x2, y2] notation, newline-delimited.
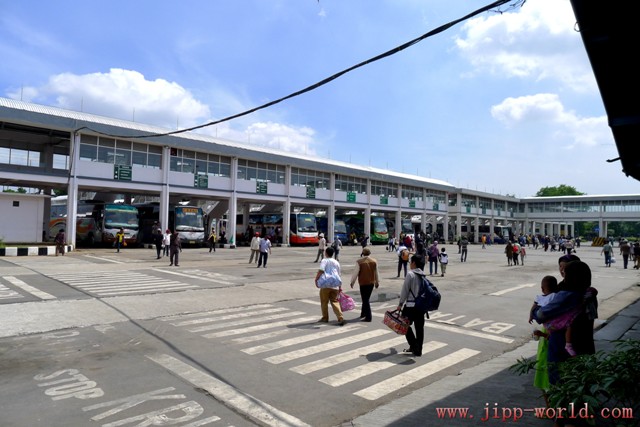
[314, 233, 326, 262]
[115, 228, 125, 253]
[208, 228, 217, 253]
[169, 230, 182, 266]
[162, 229, 171, 257]
[54, 229, 66, 256]
[152, 222, 163, 259]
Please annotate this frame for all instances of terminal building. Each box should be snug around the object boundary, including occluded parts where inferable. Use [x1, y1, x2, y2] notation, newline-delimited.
[1, 97, 638, 246]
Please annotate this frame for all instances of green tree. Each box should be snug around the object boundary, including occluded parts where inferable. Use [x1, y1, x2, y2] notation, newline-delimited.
[535, 185, 585, 197]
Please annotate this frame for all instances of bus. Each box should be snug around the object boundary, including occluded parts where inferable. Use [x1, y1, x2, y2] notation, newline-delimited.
[339, 214, 388, 245]
[316, 216, 348, 244]
[93, 203, 139, 246]
[48, 197, 137, 246]
[136, 202, 206, 246]
[237, 212, 318, 246]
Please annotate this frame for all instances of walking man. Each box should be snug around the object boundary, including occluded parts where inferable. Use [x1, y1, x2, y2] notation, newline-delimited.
[249, 232, 260, 263]
[314, 233, 326, 262]
[350, 247, 380, 322]
[315, 247, 345, 326]
[460, 237, 469, 262]
[397, 254, 427, 357]
[257, 235, 272, 268]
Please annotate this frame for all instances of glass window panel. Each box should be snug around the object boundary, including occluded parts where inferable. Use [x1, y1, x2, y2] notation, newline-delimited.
[220, 163, 230, 177]
[80, 144, 97, 161]
[207, 162, 219, 176]
[116, 140, 132, 150]
[148, 145, 162, 154]
[114, 148, 131, 165]
[11, 149, 29, 165]
[180, 159, 194, 173]
[97, 146, 111, 163]
[246, 168, 257, 180]
[257, 169, 267, 181]
[132, 142, 147, 152]
[148, 153, 161, 169]
[98, 137, 115, 148]
[267, 170, 276, 183]
[183, 150, 195, 159]
[132, 151, 147, 167]
[170, 156, 181, 171]
[81, 135, 98, 145]
[195, 159, 207, 174]
[237, 165, 247, 180]
[52, 153, 66, 169]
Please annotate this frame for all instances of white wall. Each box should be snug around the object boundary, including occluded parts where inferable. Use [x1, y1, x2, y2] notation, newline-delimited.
[0, 193, 46, 243]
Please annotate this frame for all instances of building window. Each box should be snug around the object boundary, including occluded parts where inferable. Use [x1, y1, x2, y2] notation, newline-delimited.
[291, 167, 330, 189]
[335, 174, 367, 194]
[371, 180, 397, 198]
[236, 159, 285, 183]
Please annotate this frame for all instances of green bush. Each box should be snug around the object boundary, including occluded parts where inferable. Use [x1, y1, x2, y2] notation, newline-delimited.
[511, 340, 640, 426]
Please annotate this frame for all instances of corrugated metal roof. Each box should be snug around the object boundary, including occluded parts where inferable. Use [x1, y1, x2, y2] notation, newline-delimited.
[0, 96, 456, 190]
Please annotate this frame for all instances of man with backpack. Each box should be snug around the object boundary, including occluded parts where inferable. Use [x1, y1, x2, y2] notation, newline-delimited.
[396, 242, 410, 278]
[397, 254, 428, 357]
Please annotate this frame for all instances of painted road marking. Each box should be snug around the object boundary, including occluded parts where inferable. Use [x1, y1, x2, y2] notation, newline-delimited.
[4, 276, 56, 300]
[320, 341, 449, 387]
[300, 299, 514, 343]
[82, 255, 125, 264]
[489, 283, 537, 296]
[264, 329, 390, 364]
[243, 324, 365, 356]
[147, 354, 311, 427]
[354, 348, 481, 400]
[49, 271, 200, 296]
[151, 268, 236, 285]
[0, 283, 22, 300]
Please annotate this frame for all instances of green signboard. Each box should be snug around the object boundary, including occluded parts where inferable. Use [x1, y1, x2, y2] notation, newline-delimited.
[194, 173, 208, 188]
[409, 200, 416, 208]
[114, 164, 132, 181]
[380, 196, 388, 205]
[347, 192, 356, 203]
[306, 186, 316, 199]
[256, 181, 268, 194]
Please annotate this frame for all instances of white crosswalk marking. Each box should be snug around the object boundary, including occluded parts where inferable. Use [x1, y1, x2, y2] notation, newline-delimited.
[48, 271, 200, 296]
[0, 283, 22, 300]
[319, 341, 448, 387]
[289, 336, 408, 375]
[264, 329, 390, 364]
[163, 305, 483, 401]
[190, 311, 309, 333]
[4, 276, 56, 300]
[202, 316, 318, 339]
[354, 348, 481, 400]
[243, 324, 364, 355]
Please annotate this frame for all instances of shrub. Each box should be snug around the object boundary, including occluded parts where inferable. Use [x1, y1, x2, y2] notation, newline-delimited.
[511, 340, 640, 426]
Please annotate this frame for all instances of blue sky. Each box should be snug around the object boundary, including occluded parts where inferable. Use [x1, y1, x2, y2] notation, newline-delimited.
[1, 0, 637, 197]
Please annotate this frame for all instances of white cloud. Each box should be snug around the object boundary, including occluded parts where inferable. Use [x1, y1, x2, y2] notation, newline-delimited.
[210, 121, 317, 155]
[491, 93, 612, 148]
[455, 0, 596, 92]
[11, 68, 320, 156]
[14, 69, 211, 128]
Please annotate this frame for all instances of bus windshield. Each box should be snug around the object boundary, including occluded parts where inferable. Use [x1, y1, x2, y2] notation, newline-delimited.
[174, 207, 205, 231]
[296, 214, 317, 232]
[335, 219, 347, 234]
[372, 217, 387, 233]
[104, 207, 139, 230]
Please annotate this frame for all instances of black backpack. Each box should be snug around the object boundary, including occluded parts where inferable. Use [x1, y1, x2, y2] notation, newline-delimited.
[410, 276, 441, 318]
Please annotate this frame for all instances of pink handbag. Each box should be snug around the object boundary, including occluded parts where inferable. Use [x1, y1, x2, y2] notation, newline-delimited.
[338, 291, 355, 311]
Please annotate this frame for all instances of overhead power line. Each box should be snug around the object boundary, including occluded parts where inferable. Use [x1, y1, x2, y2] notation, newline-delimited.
[77, 0, 524, 139]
